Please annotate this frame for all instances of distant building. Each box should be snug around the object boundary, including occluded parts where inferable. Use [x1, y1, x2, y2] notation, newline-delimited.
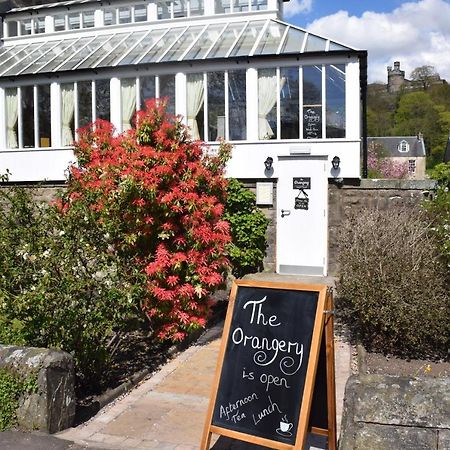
[387, 61, 445, 94]
[368, 135, 426, 179]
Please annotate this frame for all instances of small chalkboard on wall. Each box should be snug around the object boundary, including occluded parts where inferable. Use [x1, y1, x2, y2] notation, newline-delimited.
[201, 280, 336, 450]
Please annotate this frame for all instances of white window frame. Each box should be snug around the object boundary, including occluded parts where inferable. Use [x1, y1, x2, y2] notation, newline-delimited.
[408, 159, 416, 174]
[399, 140, 410, 153]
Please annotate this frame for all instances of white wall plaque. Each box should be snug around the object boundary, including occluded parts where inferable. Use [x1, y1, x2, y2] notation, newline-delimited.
[256, 182, 273, 205]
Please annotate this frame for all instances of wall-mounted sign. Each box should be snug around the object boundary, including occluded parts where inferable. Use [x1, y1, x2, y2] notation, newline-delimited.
[201, 280, 337, 450]
[293, 177, 311, 190]
[303, 107, 322, 139]
[256, 182, 274, 206]
[295, 197, 309, 210]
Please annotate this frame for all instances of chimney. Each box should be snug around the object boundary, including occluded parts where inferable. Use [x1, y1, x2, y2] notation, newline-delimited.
[417, 132, 423, 141]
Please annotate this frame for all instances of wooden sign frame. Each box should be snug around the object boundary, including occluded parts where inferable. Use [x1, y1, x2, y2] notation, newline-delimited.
[200, 279, 336, 450]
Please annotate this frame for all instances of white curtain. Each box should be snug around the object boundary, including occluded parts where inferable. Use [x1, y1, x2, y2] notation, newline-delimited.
[121, 79, 136, 132]
[61, 84, 74, 146]
[186, 74, 204, 139]
[258, 73, 286, 139]
[6, 88, 18, 148]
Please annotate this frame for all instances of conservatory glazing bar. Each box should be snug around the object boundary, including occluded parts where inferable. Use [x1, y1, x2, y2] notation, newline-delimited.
[0, 19, 353, 78]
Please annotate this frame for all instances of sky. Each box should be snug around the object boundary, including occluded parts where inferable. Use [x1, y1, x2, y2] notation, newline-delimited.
[284, 0, 450, 83]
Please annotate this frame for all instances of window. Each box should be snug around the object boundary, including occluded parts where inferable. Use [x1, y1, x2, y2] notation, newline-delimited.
[408, 159, 416, 174]
[78, 81, 93, 129]
[21, 86, 35, 147]
[68, 13, 81, 30]
[258, 68, 277, 139]
[54, 15, 66, 31]
[82, 11, 95, 28]
[215, 0, 266, 13]
[186, 70, 246, 142]
[190, 0, 204, 16]
[7, 21, 18, 37]
[186, 73, 204, 140]
[5, 87, 18, 149]
[208, 72, 225, 141]
[104, 9, 117, 26]
[326, 64, 345, 138]
[280, 67, 299, 139]
[303, 65, 322, 139]
[159, 75, 175, 115]
[96, 79, 110, 121]
[61, 83, 75, 146]
[38, 85, 51, 147]
[121, 78, 136, 131]
[228, 70, 246, 140]
[21, 19, 32, 35]
[398, 140, 409, 152]
[140, 76, 156, 109]
[134, 5, 147, 22]
[35, 17, 46, 34]
[119, 7, 132, 24]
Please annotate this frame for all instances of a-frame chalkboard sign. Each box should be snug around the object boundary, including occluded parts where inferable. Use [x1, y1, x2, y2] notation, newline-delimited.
[201, 280, 336, 450]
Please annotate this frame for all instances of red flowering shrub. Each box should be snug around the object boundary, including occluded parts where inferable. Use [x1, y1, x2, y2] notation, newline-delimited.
[63, 99, 231, 341]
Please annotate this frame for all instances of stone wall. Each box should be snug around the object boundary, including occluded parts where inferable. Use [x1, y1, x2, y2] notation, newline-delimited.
[328, 179, 436, 275]
[0, 345, 75, 433]
[339, 374, 450, 450]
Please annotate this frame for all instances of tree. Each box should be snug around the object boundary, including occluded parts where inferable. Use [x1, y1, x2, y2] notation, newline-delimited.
[410, 65, 439, 90]
[394, 91, 447, 166]
[64, 99, 231, 341]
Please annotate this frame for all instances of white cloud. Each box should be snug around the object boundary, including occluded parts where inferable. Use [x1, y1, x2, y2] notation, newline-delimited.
[284, 0, 313, 18]
[306, 0, 450, 83]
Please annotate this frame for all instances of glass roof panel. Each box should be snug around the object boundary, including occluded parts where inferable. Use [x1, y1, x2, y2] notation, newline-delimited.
[279, 26, 306, 54]
[304, 34, 327, 52]
[3, 41, 59, 76]
[98, 31, 146, 67]
[230, 20, 265, 57]
[38, 37, 91, 72]
[329, 42, 351, 51]
[254, 21, 286, 55]
[139, 27, 186, 64]
[0, 43, 43, 75]
[207, 22, 247, 58]
[31, 39, 78, 74]
[56, 35, 109, 71]
[117, 29, 166, 66]
[77, 33, 129, 69]
[160, 25, 205, 62]
[183, 23, 225, 60]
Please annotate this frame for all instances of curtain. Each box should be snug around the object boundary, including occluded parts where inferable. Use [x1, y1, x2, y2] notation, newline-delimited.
[121, 79, 136, 131]
[61, 84, 74, 146]
[258, 73, 286, 139]
[6, 88, 18, 148]
[186, 74, 204, 139]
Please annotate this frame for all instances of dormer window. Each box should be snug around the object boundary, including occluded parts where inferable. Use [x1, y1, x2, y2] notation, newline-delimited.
[398, 140, 409, 153]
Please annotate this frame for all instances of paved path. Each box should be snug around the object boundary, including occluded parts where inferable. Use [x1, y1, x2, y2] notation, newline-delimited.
[57, 319, 351, 450]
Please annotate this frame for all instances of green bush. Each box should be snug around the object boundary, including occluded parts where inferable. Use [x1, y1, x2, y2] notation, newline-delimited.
[336, 207, 450, 360]
[0, 185, 140, 388]
[425, 162, 450, 269]
[0, 368, 37, 431]
[224, 179, 269, 277]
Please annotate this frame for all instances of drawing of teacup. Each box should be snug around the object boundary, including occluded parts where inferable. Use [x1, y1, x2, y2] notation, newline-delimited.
[279, 421, 293, 433]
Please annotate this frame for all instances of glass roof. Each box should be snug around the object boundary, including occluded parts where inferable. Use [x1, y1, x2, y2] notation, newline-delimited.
[0, 19, 355, 78]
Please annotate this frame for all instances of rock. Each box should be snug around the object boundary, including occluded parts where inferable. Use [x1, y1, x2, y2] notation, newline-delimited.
[339, 375, 450, 450]
[0, 345, 75, 433]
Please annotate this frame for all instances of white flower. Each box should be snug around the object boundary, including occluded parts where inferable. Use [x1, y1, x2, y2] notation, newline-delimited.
[42, 249, 51, 258]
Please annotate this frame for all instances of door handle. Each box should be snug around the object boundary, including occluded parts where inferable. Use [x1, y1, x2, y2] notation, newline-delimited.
[281, 209, 291, 218]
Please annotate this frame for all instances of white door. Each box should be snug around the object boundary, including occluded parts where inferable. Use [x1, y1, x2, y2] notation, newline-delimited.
[276, 156, 328, 276]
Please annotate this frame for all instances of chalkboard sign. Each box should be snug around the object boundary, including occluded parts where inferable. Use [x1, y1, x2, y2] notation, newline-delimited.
[201, 280, 336, 450]
[303, 107, 322, 139]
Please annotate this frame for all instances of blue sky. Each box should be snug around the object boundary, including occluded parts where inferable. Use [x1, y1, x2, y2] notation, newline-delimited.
[283, 0, 450, 83]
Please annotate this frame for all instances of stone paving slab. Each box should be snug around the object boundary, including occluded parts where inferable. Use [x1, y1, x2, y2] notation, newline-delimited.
[56, 317, 351, 450]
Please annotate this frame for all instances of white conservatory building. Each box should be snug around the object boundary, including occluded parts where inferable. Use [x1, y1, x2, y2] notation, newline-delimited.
[0, 0, 367, 276]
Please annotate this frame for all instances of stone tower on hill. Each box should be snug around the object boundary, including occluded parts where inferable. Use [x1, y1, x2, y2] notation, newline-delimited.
[387, 61, 407, 94]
